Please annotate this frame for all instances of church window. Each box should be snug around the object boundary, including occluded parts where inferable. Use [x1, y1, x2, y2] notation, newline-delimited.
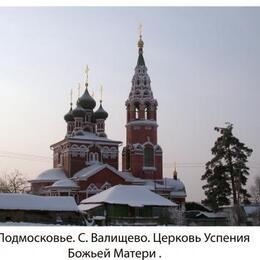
[144, 146, 154, 167]
[86, 184, 99, 196]
[89, 152, 99, 162]
[134, 104, 140, 120]
[145, 104, 150, 120]
[58, 153, 63, 166]
[75, 120, 80, 128]
[145, 107, 148, 120]
[110, 147, 117, 159]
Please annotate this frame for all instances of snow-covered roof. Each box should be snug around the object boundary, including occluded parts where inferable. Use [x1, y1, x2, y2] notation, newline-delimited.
[0, 193, 79, 212]
[163, 178, 186, 191]
[30, 168, 67, 183]
[50, 179, 79, 189]
[78, 203, 102, 211]
[196, 211, 226, 219]
[69, 131, 121, 144]
[243, 205, 260, 216]
[80, 185, 177, 208]
[117, 172, 145, 183]
[170, 190, 187, 198]
[73, 163, 127, 181]
[141, 178, 186, 197]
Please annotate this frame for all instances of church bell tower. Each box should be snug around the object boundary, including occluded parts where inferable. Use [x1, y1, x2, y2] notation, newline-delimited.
[122, 30, 163, 180]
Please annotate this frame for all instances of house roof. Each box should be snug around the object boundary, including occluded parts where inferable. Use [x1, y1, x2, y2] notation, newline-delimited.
[162, 178, 186, 191]
[29, 168, 67, 183]
[50, 179, 79, 189]
[141, 178, 186, 197]
[73, 163, 127, 181]
[78, 203, 102, 211]
[68, 131, 121, 144]
[0, 193, 79, 212]
[80, 185, 177, 208]
[243, 205, 260, 216]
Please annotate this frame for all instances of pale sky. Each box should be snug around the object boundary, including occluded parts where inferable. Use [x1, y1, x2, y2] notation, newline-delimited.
[0, 7, 259, 202]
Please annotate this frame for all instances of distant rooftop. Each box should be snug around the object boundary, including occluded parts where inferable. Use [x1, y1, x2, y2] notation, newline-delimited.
[80, 185, 177, 208]
[0, 193, 79, 212]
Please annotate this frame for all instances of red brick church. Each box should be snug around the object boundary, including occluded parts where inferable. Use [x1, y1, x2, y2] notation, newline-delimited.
[29, 33, 186, 205]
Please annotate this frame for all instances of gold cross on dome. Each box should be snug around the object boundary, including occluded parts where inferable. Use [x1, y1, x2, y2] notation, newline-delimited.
[100, 85, 103, 102]
[138, 23, 143, 37]
[70, 89, 73, 106]
[78, 83, 81, 98]
[85, 65, 90, 84]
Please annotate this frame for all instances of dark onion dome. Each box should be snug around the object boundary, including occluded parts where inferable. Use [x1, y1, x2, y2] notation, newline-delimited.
[64, 107, 74, 122]
[78, 83, 96, 110]
[72, 103, 85, 118]
[94, 101, 108, 120]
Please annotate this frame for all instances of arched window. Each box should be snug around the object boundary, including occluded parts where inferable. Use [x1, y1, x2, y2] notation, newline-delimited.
[58, 153, 63, 166]
[135, 108, 138, 119]
[89, 152, 99, 162]
[134, 104, 140, 120]
[86, 184, 99, 196]
[145, 103, 150, 120]
[145, 107, 148, 120]
[144, 146, 154, 167]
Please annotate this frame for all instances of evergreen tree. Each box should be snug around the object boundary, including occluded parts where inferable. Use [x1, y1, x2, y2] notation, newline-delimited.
[201, 123, 253, 210]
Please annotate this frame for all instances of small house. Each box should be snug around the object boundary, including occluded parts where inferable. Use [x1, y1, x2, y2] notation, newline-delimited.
[0, 193, 86, 226]
[79, 185, 177, 225]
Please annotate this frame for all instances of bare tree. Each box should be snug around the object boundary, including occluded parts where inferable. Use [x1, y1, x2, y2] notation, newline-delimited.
[0, 170, 27, 193]
[250, 176, 260, 203]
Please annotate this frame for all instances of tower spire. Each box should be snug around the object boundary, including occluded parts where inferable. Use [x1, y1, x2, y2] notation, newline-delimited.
[137, 24, 145, 66]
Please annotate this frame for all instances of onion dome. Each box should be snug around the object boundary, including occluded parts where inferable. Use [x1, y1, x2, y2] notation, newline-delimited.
[72, 103, 85, 118]
[78, 83, 96, 110]
[94, 101, 108, 120]
[138, 36, 144, 48]
[64, 107, 74, 122]
[137, 35, 145, 66]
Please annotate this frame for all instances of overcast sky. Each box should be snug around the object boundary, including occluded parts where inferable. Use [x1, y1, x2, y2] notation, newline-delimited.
[0, 7, 259, 202]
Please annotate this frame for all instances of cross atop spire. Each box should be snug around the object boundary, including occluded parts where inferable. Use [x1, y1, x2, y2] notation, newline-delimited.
[137, 24, 144, 49]
[85, 65, 90, 86]
[138, 23, 143, 38]
[100, 85, 103, 103]
[70, 89, 73, 108]
[78, 83, 81, 98]
[173, 162, 178, 180]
